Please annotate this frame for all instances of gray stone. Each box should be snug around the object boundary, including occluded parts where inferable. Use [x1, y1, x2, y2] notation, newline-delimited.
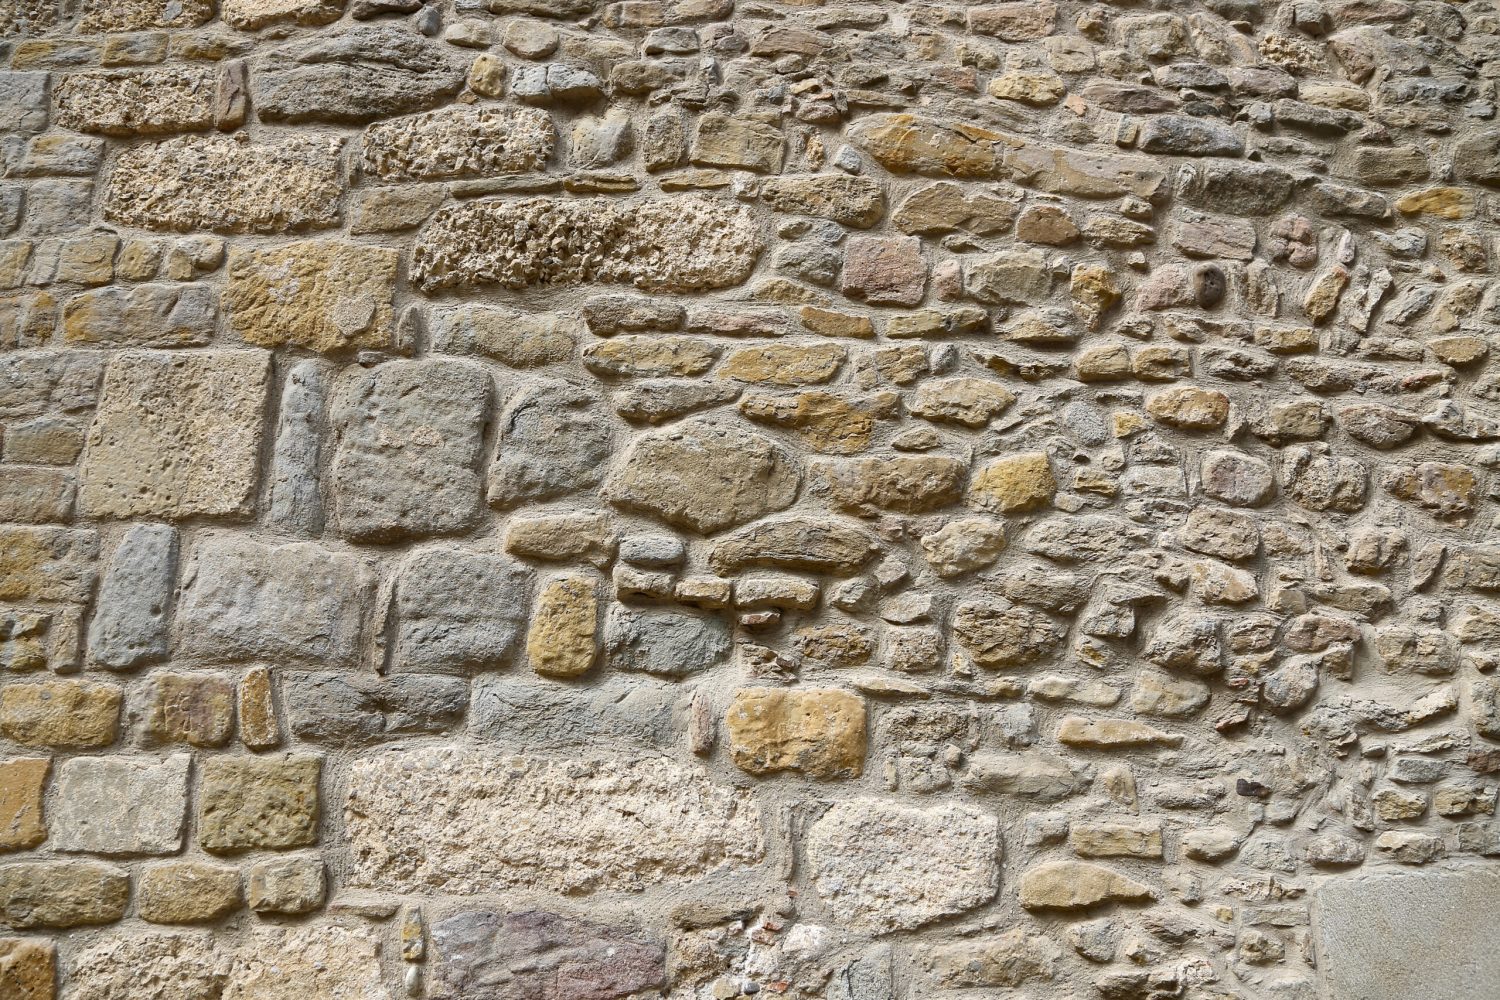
[1319, 869, 1500, 1000]
[175, 535, 375, 667]
[1138, 115, 1244, 156]
[709, 517, 879, 576]
[0, 73, 49, 135]
[363, 105, 554, 180]
[430, 910, 665, 1000]
[285, 672, 468, 745]
[329, 359, 491, 543]
[432, 306, 577, 368]
[51, 754, 190, 855]
[266, 361, 328, 537]
[469, 675, 682, 750]
[1180, 160, 1296, 215]
[392, 547, 528, 674]
[247, 857, 325, 915]
[488, 382, 611, 508]
[254, 25, 469, 124]
[88, 523, 177, 670]
[604, 604, 731, 677]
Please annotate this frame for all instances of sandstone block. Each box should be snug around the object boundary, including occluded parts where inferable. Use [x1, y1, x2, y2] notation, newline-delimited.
[79, 351, 269, 520]
[0, 680, 120, 749]
[329, 359, 491, 542]
[505, 511, 617, 566]
[0, 526, 96, 603]
[393, 547, 527, 673]
[62, 284, 217, 349]
[175, 536, 374, 666]
[759, 174, 884, 228]
[346, 750, 763, 894]
[363, 105, 554, 180]
[221, 926, 386, 1000]
[969, 452, 1056, 513]
[953, 602, 1065, 669]
[139, 673, 235, 748]
[807, 799, 1000, 932]
[247, 856, 324, 915]
[924, 930, 1059, 988]
[433, 306, 577, 369]
[0, 938, 52, 1000]
[1057, 716, 1183, 749]
[814, 455, 965, 515]
[51, 754, 189, 855]
[89, 523, 176, 670]
[726, 687, 866, 778]
[80, 0, 214, 29]
[198, 754, 321, 853]
[921, 517, 1008, 578]
[842, 235, 926, 306]
[487, 382, 611, 508]
[102, 135, 344, 234]
[527, 574, 598, 678]
[1018, 860, 1153, 910]
[138, 862, 241, 924]
[283, 672, 467, 745]
[1069, 819, 1164, 859]
[54, 67, 219, 135]
[65, 931, 221, 1000]
[226, 241, 398, 354]
[691, 113, 784, 172]
[719, 343, 845, 386]
[266, 360, 328, 537]
[911, 377, 1016, 427]
[0, 758, 48, 851]
[0, 861, 128, 928]
[223, 0, 344, 29]
[708, 517, 878, 576]
[605, 604, 731, 676]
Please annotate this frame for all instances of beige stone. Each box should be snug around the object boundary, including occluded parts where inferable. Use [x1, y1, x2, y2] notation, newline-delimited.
[67, 931, 223, 1000]
[0, 680, 120, 750]
[1070, 819, 1164, 859]
[718, 343, 845, 385]
[138, 862, 241, 924]
[78, 351, 270, 520]
[226, 241, 398, 354]
[1146, 387, 1230, 430]
[222, 0, 343, 29]
[726, 687, 866, 778]
[814, 455, 966, 514]
[910, 377, 1015, 427]
[739, 391, 888, 455]
[0, 862, 129, 929]
[1057, 716, 1183, 749]
[969, 452, 1056, 514]
[0, 937, 53, 1000]
[198, 754, 321, 853]
[363, 105, 554, 180]
[691, 113, 784, 172]
[528, 574, 599, 678]
[1018, 860, 1154, 910]
[222, 925, 385, 1000]
[54, 67, 218, 136]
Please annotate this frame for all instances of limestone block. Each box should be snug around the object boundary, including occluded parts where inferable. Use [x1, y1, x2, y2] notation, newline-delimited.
[51, 754, 190, 855]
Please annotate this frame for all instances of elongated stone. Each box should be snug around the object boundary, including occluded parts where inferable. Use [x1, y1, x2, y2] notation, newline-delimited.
[88, 522, 177, 669]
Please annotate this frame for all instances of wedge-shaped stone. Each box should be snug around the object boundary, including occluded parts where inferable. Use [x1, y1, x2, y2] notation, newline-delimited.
[726, 687, 866, 778]
[103, 135, 344, 234]
[346, 750, 764, 894]
[1018, 860, 1154, 910]
[413, 196, 761, 294]
[709, 517, 878, 576]
[363, 105, 554, 180]
[807, 800, 1000, 932]
[79, 351, 269, 520]
[226, 241, 398, 354]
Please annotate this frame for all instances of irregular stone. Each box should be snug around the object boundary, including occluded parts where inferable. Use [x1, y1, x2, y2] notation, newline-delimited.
[88, 523, 176, 670]
[1283, 446, 1366, 512]
[968, 1, 1056, 40]
[102, 135, 344, 234]
[527, 574, 598, 678]
[66, 932, 221, 1000]
[954, 602, 1065, 668]
[282, 672, 467, 745]
[1070, 819, 1164, 859]
[892, 181, 1018, 236]
[1018, 861, 1154, 910]
[1131, 670, 1210, 718]
[1057, 716, 1183, 749]
[79, 351, 269, 520]
[222, 926, 386, 1000]
[690, 113, 784, 172]
[606, 420, 799, 534]
[0, 758, 48, 851]
[969, 452, 1056, 513]
[0, 938, 52, 1000]
[962, 751, 1082, 802]
[726, 687, 866, 778]
[139, 674, 235, 748]
[719, 343, 845, 386]
[489, 382, 611, 508]
[1146, 387, 1230, 430]
[393, 547, 527, 674]
[138, 862, 241, 924]
[363, 105, 553, 180]
[329, 359, 491, 542]
[62, 283, 217, 349]
[226, 241, 398, 354]
[925, 930, 1060, 988]
[247, 857, 324, 915]
[430, 910, 664, 1000]
[223, 0, 343, 29]
[433, 306, 576, 368]
[1138, 115, 1244, 156]
[0, 862, 129, 929]
[347, 750, 763, 894]
[585, 336, 719, 378]
[1385, 462, 1478, 518]
[254, 25, 468, 124]
[1180, 160, 1295, 215]
[505, 511, 616, 566]
[0, 680, 120, 750]
[1200, 450, 1275, 507]
[759, 174, 884, 228]
[54, 67, 219, 136]
[175, 535, 375, 667]
[198, 754, 321, 853]
[807, 800, 1000, 932]
[813, 455, 965, 515]
[921, 517, 1008, 578]
[709, 517, 877, 576]
[51, 754, 189, 855]
[414, 196, 762, 294]
[604, 604, 731, 677]
[0, 526, 96, 604]
[910, 377, 1015, 427]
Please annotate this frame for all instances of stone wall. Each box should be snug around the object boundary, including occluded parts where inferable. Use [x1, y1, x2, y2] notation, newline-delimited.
[1, 1, 1499, 998]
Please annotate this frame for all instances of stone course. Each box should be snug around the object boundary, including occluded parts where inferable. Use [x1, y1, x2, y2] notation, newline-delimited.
[4, 2, 1500, 997]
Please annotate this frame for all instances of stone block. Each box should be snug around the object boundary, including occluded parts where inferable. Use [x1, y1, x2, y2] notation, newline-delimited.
[283, 672, 467, 745]
[604, 604, 732, 677]
[0, 526, 97, 604]
[0, 758, 49, 851]
[527, 573, 599, 678]
[138, 673, 235, 748]
[51, 754, 190, 855]
[0, 680, 120, 749]
[393, 547, 528, 674]
[487, 382, 611, 508]
[78, 351, 270, 520]
[247, 856, 325, 915]
[0, 937, 53, 1000]
[726, 687, 866, 778]
[363, 105, 554, 180]
[62, 284, 217, 349]
[138, 862, 241, 924]
[0, 861, 129, 929]
[65, 931, 220, 1000]
[198, 754, 321, 853]
[225, 241, 398, 354]
[53, 67, 219, 135]
[89, 522, 176, 670]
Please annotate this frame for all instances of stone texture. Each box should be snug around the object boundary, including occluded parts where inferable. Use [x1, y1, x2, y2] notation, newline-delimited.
[726, 687, 866, 778]
[102, 135, 344, 235]
[88, 523, 175, 670]
[226, 241, 398, 353]
[392, 547, 527, 673]
[138, 673, 235, 748]
[0, 758, 48, 852]
[62, 284, 217, 349]
[138, 862, 241, 924]
[51, 755, 189, 855]
[54, 67, 219, 136]
[1018, 861, 1154, 910]
[527, 573, 598, 678]
[198, 754, 321, 853]
[78, 351, 270, 520]
[0, 862, 129, 928]
[487, 381, 611, 507]
[221, 926, 386, 1000]
[0, 680, 120, 749]
[604, 603, 731, 676]
[806, 800, 1000, 932]
[363, 105, 554, 180]
[0, 938, 52, 1000]
[346, 750, 763, 894]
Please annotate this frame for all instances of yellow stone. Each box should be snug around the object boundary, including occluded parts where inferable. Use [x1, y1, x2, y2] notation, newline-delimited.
[726, 687, 866, 778]
[1395, 186, 1476, 220]
[528, 574, 599, 678]
[800, 306, 875, 339]
[0, 758, 49, 851]
[1069, 820, 1164, 859]
[969, 452, 1056, 514]
[718, 343, 845, 385]
[225, 241, 398, 354]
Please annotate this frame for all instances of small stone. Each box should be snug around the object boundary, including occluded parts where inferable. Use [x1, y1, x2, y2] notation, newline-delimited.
[814, 455, 965, 515]
[726, 687, 866, 779]
[527, 574, 598, 678]
[969, 452, 1056, 514]
[921, 517, 1008, 578]
[1146, 387, 1230, 431]
[139, 674, 235, 748]
[247, 856, 325, 915]
[0, 758, 48, 851]
[238, 667, 280, 752]
[1374, 831, 1445, 865]
[0, 680, 120, 750]
[893, 181, 1018, 236]
[1057, 716, 1183, 749]
[138, 861, 241, 924]
[1018, 860, 1154, 910]
[0, 861, 129, 928]
[1015, 203, 1079, 244]
[505, 512, 617, 567]
[1069, 819, 1164, 859]
[226, 241, 398, 354]
[841, 236, 926, 306]
[222, 0, 342, 29]
[968, 1, 1057, 41]
[1183, 827, 1242, 863]
[925, 930, 1060, 988]
[1130, 670, 1210, 718]
[962, 752, 1082, 802]
[198, 754, 321, 853]
[953, 602, 1065, 669]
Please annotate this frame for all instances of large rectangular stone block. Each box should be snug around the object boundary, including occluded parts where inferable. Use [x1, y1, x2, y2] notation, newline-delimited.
[51, 754, 190, 855]
[225, 241, 398, 354]
[78, 351, 270, 520]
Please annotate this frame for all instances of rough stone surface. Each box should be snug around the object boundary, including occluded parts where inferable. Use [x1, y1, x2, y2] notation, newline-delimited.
[88, 523, 176, 670]
[726, 687, 866, 778]
[346, 750, 763, 894]
[392, 547, 527, 673]
[51, 754, 189, 855]
[0, 862, 129, 929]
[0, 758, 48, 851]
[197, 754, 321, 853]
[226, 241, 399, 353]
[363, 106, 554, 180]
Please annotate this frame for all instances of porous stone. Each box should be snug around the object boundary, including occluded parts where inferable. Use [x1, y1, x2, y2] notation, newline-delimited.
[138, 862, 241, 924]
[51, 754, 190, 855]
[760, 174, 884, 228]
[221, 926, 386, 1000]
[247, 856, 324, 915]
[198, 754, 321, 853]
[78, 351, 270, 520]
[813, 455, 965, 514]
[346, 750, 763, 894]
[726, 687, 866, 778]
[0, 937, 52, 1000]
[226, 241, 398, 354]
[54, 67, 219, 135]
[363, 105, 554, 180]
[969, 452, 1056, 513]
[806, 800, 1000, 932]
[0, 526, 97, 604]
[65, 931, 222, 1000]
[223, 0, 344, 29]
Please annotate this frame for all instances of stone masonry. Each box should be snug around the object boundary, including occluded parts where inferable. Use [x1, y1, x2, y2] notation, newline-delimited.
[3, 2, 1500, 1000]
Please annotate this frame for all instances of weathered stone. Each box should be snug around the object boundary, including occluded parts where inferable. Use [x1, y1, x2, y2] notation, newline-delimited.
[1131, 670, 1210, 718]
[921, 517, 1008, 578]
[266, 361, 327, 537]
[842, 236, 926, 306]
[604, 604, 731, 676]
[430, 910, 665, 1000]
[247, 856, 324, 915]
[760, 175, 884, 228]
[226, 241, 398, 354]
[66, 931, 221, 1000]
[0, 680, 120, 749]
[469, 675, 681, 752]
[806, 800, 1000, 932]
[79, 351, 269, 520]
[393, 547, 527, 673]
[924, 930, 1060, 988]
[363, 105, 553, 180]
[329, 359, 490, 542]
[198, 754, 321, 853]
[222, 925, 386, 1000]
[1057, 716, 1183, 749]
[726, 687, 866, 778]
[585, 336, 719, 378]
[1070, 819, 1164, 859]
[54, 67, 219, 136]
[51, 754, 189, 855]
[719, 343, 845, 386]
[709, 517, 877, 576]
[691, 113, 784, 172]
[962, 752, 1082, 802]
[893, 181, 1018, 236]
[0, 937, 52, 1000]
[283, 672, 466, 745]
[0, 526, 96, 605]
[223, 0, 343, 29]
[527, 574, 598, 678]
[0, 758, 48, 852]
[910, 377, 1015, 427]
[1147, 387, 1230, 430]
[138, 862, 241, 924]
[62, 284, 217, 349]
[102, 135, 344, 234]
[254, 25, 469, 124]
[139, 674, 235, 747]
[968, 1, 1056, 40]
[89, 523, 175, 669]
[954, 602, 1065, 669]
[969, 452, 1056, 513]
[0, 862, 129, 929]
[433, 306, 576, 368]
[175, 536, 374, 666]
[1018, 861, 1154, 910]
[489, 382, 612, 508]
[813, 455, 965, 514]
[413, 196, 762, 294]
[1200, 450, 1275, 507]
[505, 511, 617, 566]
[0, 73, 49, 135]
[606, 420, 799, 534]
[347, 750, 763, 894]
